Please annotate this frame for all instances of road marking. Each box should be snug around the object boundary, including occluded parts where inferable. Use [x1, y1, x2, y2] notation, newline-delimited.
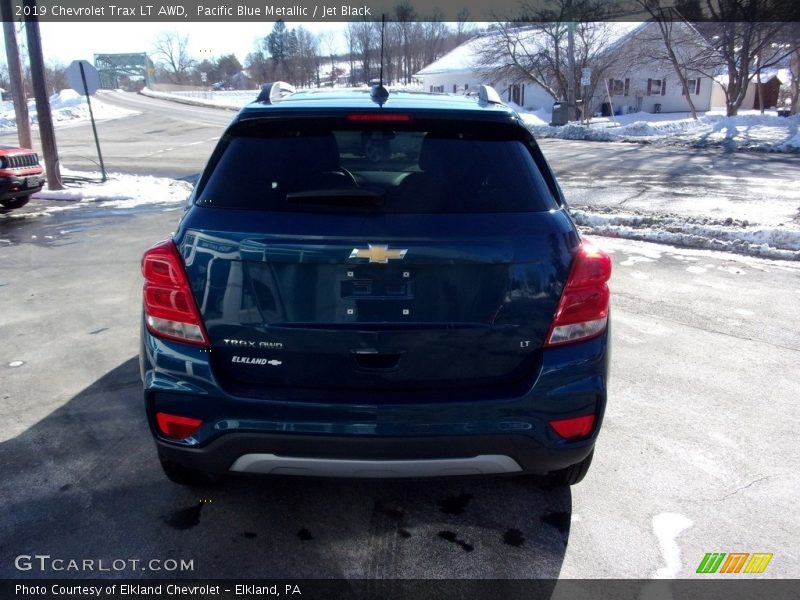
[652, 512, 693, 578]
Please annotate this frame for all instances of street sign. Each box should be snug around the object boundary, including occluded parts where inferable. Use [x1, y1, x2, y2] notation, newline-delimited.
[581, 67, 592, 87]
[65, 60, 101, 96]
[65, 60, 106, 181]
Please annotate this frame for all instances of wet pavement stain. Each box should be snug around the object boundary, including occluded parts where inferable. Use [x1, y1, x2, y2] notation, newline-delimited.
[437, 530, 474, 552]
[297, 528, 314, 541]
[377, 503, 413, 540]
[503, 528, 525, 547]
[242, 532, 257, 539]
[437, 494, 473, 515]
[540, 511, 570, 534]
[163, 502, 203, 530]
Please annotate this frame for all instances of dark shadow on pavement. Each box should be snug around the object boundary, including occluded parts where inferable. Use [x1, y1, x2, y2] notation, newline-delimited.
[0, 358, 571, 581]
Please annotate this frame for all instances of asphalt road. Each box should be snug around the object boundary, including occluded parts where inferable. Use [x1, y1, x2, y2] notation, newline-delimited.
[0, 95, 798, 582]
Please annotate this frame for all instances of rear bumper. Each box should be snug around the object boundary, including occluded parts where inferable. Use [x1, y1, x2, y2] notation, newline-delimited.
[156, 431, 595, 477]
[142, 326, 609, 478]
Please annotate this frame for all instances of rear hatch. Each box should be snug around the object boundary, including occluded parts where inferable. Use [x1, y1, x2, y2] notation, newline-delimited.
[178, 113, 578, 395]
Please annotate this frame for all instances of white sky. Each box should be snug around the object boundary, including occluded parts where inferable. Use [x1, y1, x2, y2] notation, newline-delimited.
[4, 21, 350, 67]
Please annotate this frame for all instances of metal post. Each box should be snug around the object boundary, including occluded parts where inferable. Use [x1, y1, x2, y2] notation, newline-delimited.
[23, 0, 62, 190]
[1, 0, 32, 149]
[79, 62, 107, 182]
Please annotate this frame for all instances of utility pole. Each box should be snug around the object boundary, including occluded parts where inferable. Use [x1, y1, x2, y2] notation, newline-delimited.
[0, 0, 32, 148]
[23, 0, 62, 190]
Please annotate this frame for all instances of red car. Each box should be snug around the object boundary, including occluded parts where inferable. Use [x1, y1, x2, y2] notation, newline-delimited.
[0, 145, 45, 210]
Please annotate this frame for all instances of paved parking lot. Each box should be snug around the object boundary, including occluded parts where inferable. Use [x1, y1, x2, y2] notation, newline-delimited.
[2, 199, 798, 579]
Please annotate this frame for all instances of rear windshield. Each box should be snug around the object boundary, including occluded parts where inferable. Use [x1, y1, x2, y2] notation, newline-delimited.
[196, 118, 558, 213]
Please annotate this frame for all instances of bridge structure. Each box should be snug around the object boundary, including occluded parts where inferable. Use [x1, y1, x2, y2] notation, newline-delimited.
[94, 53, 155, 89]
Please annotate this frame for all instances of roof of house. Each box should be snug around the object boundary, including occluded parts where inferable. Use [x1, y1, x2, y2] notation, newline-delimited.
[415, 22, 651, 78]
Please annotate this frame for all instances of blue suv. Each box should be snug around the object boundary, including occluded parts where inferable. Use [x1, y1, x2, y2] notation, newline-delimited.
[140, 83, 610, 486]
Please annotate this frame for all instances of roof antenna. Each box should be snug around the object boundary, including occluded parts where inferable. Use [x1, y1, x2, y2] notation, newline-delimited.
[371, 14, 389, 105]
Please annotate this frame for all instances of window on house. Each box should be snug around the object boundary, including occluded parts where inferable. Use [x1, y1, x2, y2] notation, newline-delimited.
[508, 84, 525, 105]
[683, 78, 701, 95]
[608, 79, 630, 96]
[647, 78, 666, 96]
[430, 85, 444, 93]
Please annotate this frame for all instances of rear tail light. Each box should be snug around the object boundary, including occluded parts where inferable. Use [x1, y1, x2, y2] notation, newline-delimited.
[550, 415, 595, 440]
[142, 240, 209, 346]
[156, 412, 203, 440]
[545, 242, 611, 347]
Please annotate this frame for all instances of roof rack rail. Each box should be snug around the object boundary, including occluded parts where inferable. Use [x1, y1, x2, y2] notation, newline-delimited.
[478, 84, 503, 106]
[256, 81, 296, 104]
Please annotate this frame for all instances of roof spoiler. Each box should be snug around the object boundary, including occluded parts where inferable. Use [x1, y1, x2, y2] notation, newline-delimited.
[256, 81, 296, 104]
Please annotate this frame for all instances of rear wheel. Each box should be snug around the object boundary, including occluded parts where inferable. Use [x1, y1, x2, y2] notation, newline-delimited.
[0, 196, 30, 210]
[548, 449, 594, 486]
[159, 458, 220, 486]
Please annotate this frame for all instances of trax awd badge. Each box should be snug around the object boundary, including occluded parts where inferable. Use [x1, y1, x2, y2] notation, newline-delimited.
[349, 244, 408, 264]
[223, 339, 283, 350]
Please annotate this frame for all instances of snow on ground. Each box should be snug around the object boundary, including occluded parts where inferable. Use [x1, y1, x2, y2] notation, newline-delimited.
[30, 168, 191, 211]
[520, 108, 800, 152]
[569, 207, 800, 261]
[0, 90, 138, 132]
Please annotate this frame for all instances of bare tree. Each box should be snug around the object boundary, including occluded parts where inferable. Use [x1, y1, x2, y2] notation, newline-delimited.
[477, 21, 633, 108]
[476, 0, 621, 111]
[394, 1, 418, 84]
[318, 31, 339, 85]
[628, 7, 716, 119]
[419, 11, 449, 68]
[350, 19, 379, 84]
[153, 31, 195, 84]
[455, 9, 477, 45]
[687, 1, 800, 116]
[790, 48, 800, 114]
[292, 27, 320, 88]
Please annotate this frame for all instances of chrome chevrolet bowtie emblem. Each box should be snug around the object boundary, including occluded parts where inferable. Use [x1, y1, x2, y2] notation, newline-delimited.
[349, 244, 408, 264]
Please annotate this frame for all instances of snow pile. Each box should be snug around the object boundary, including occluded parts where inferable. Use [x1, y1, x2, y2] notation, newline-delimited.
[34, 168, 192, 209]
[0, 90, 138, 131]
[570, 207, 800, 260]
[521, 109, 800, 152]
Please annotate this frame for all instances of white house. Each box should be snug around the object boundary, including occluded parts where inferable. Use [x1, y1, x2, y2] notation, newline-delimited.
[413, 37, 555, 110]
[415, 22, 716, 115]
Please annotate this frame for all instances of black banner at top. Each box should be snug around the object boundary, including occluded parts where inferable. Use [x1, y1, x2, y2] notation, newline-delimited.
[7, 0, 800, 23]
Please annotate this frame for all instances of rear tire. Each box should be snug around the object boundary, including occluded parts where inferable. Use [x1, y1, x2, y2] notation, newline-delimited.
[548, 449, 594, 486]
[0, 196, 30, 210]
[159, 458, 221, 486]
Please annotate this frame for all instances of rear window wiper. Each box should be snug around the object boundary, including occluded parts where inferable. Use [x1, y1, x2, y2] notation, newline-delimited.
[286, 188, 385, 207]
